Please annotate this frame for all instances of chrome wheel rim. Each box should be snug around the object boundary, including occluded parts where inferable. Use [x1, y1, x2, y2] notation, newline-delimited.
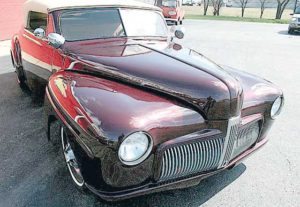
[61, 127, 84, 187]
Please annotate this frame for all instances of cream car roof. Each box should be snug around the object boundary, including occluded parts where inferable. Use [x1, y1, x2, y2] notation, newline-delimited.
[23, 0, 160, 25]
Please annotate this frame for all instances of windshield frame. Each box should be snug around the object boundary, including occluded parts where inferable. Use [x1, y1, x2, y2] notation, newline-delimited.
[56, 7, 168, 42]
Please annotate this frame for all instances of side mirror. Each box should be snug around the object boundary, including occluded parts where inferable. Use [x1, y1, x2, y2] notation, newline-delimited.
[170, 26, 185, 39]
[34, 28, 45, 38]
[48, 33, 65, 49]
[174, 28, 185, 39]
[290, 13, 294, 15]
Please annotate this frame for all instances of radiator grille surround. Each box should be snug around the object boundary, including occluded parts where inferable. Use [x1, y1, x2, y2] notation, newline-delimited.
[157, 116, 261, 182]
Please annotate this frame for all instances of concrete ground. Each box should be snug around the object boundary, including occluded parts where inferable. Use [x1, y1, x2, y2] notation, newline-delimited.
[0, 20, 299, 207]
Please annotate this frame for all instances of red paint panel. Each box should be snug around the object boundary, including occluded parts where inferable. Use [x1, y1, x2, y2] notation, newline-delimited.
[160, 6, 185, 21]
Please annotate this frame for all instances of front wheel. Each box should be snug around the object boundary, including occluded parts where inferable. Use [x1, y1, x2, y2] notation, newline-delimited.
[13, 45, 27, 90]
[61, 126, 86, 189]
[15, 66, 27, 90]
[288, 28, 294, 34]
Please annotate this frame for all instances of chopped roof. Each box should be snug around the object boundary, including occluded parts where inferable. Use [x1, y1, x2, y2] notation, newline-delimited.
[23, 0, 161, 25]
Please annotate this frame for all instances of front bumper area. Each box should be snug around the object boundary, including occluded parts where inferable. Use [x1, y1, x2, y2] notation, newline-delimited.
[165, 18, 178, 24]
[85, 138, 268, 201]
[289, 23, 300, 29]
[45, 84, 272, 202]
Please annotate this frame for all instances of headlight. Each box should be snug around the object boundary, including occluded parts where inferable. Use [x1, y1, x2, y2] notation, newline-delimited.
[118, 132, 153, 166]
[169, 11, 177, 15]
[271, 96, 283, 119]
[292, 17, 297, 22]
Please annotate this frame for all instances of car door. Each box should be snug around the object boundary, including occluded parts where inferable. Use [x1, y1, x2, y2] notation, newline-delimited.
[19, 11, 54, 92]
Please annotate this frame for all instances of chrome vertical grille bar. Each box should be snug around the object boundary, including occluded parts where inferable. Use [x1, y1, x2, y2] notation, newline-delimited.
[173, 147, 179, 177]
[182, 145, 187, 175]
[166, 149, 171, 178]
[218, 116, 241, 168]
[189, 144, 195, 173]
[170, 148, 175, 177]
[203, 141, 209, 169]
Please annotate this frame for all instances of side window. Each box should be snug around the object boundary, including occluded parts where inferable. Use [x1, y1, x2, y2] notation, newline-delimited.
[27, 11, 47, 32]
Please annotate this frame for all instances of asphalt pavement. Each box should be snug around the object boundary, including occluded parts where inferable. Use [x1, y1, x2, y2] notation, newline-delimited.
[0, 20, 299, 207]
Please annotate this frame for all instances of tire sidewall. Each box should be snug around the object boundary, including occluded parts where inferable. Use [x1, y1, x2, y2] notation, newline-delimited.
[60, 126, 87, 192]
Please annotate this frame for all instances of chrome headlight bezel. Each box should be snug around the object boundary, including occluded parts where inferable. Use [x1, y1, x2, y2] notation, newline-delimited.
[118, 132, 153, 166]
[271, 96, 283, 119]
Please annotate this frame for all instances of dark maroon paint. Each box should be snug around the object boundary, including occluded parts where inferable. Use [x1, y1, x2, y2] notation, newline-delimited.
[11, 7, 283, 201]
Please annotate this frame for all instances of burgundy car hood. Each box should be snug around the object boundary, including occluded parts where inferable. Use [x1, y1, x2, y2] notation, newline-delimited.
[63, 39, 243, 120]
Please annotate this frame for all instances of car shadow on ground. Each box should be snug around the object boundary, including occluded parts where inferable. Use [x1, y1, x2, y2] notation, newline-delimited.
[278, 30, 300, 36]
[0, 72, 246, 207]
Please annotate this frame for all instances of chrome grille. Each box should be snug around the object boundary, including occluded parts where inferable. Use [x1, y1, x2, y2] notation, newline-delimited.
[159, 136, 223, 181]
[158, 116, 261, 182]
[231, 121, 260, 159]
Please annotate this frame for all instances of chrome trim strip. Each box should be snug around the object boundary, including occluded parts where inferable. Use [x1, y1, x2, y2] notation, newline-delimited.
[74, 115, 85, 123]
[218, 116, 241, 168]
[23, 33, 42, 46]
[67, 61, 80, 70]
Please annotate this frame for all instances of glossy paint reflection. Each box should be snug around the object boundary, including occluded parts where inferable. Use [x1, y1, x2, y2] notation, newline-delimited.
[49, 71, 206, 146]
[64, 39, 238, 120]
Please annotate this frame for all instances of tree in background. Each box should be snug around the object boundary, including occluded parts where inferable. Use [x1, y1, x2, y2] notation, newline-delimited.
[259, 0, 268, 18]
[234, 0, 249, 17]
[212, 0, 223, 15]
[275, 0, 291, 19]
[293, 0, 299, 12]
[203, 0, 211, 15]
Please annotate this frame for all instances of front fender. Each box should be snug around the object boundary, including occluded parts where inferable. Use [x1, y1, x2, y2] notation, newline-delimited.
[47, 70, 206, 147]
[46, 70, 206, 188]
[222, 65, 283, 116]
[222, 66, 283, 142]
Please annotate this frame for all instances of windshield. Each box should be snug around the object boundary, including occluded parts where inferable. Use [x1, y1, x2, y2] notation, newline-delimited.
[162, 0, 177, 7]
[295, 7, 300, 14]
[59, 8, 168, 41]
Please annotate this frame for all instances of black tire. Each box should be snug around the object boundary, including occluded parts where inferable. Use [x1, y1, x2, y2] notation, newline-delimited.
[15, 66, 28, 90]
[60, 126, 87, 191]
[13, 43, 28, 90]
[288, 28, 294, 34]
[180, 20, 183, 25]
[175, 21, 178, 25]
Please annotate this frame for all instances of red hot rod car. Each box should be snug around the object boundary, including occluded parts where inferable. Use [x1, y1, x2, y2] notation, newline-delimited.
[10, 0, 283, 201]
